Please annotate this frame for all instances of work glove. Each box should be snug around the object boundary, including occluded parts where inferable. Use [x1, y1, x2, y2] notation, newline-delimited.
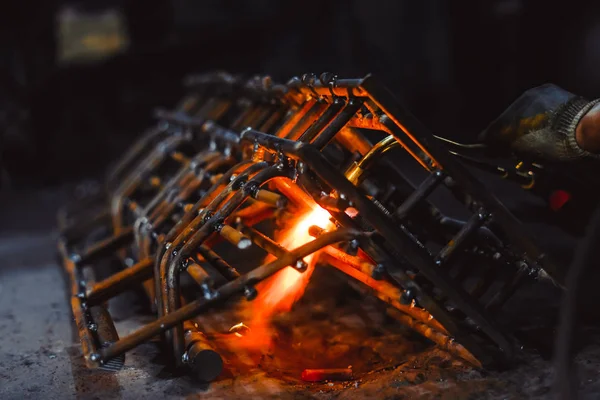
[478, 84, 600, 162]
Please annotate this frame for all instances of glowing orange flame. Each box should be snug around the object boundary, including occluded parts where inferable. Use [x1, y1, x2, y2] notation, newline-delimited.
[254, 206, 332, 314]
[230, 206, 333, 351]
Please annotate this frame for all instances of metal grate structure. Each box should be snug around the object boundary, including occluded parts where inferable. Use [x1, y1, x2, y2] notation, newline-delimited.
[57, 72, 564, 381]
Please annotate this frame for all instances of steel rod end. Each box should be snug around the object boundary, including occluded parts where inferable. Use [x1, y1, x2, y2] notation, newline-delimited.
[188, 348, 224, 382]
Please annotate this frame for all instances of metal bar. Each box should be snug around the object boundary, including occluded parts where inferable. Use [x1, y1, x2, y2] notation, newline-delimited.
[288, 77, 367, 97]
[153, 109, 205, 128]
[203, 122, 241, 145]
[319, 251, 450, 337]
[283, 100, 328, 140]
[159, 165, 291, 364]
[335, 127, 372, 156]
[436, 211, 489, 265]
[321, 246, 378, 278]
[86, 258, 154, 306]
[311, 98, 364, 150]
[297, 98, 345, 143]
[317, 194, 351, 213]
[438, 216, 504, 248]
[243, 226, 290, 259]
[58, 240, 100, 368]
[253, 189, 285, 207]
[186, 261, 216, 299]
[274, 100, 316, 139]
[258, 105, 287, 133]
[197, 245, 240, 281]
[379, 115, 433, 171]
[183, 321, 223, 382]
[158, 160, 258, 252]
[218, 225, 252, 249]
[394, 170, 445, 219]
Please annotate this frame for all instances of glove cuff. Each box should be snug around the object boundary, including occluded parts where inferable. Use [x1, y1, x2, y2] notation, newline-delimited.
[554, 97, 600, 159]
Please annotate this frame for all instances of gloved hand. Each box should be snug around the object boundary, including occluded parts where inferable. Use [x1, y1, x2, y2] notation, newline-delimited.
[478, 84, 600, 162]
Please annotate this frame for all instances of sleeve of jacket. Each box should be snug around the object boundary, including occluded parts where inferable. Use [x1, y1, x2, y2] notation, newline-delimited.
[479, 84, 600, 161]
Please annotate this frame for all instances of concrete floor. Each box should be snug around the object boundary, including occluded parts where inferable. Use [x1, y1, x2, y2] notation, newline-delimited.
[2, 185, 600, 399]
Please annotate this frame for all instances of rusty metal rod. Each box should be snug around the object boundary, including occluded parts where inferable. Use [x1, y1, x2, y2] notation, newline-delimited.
[253, 189, 286, 207]
[218, 224, 252, 249]
[197, 245, 240, 280]
[86, 258, 154, 306]
[58, 240, 100, 368]
[162, 166, 291, 363]
[385, 308, 481, 367]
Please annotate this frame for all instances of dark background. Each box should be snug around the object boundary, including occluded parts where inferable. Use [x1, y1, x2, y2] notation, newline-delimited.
[1, 0, 600, 187]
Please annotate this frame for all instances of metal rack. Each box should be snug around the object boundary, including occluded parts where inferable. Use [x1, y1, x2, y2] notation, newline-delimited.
[57, 72, 564, 380]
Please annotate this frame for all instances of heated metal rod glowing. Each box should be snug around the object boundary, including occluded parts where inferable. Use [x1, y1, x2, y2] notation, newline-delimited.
[253, 189, 286, 207]
[301, 368, 353, 382]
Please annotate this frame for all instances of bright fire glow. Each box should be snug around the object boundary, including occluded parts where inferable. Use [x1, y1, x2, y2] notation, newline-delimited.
[254, 206, 332, 314]
[228, 206, 333, 351]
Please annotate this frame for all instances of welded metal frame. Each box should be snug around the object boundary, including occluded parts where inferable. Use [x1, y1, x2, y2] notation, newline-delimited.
[58, 72, 564, 379]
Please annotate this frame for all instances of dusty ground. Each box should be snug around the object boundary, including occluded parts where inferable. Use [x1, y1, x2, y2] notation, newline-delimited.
[2, 186, 600, 399]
